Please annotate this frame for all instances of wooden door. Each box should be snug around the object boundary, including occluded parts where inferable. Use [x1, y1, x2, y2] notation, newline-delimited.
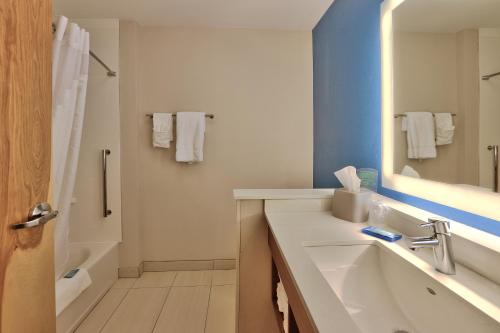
[0, 0, 55, 332]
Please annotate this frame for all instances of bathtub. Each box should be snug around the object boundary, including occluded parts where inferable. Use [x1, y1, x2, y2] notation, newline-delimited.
[56, 242, 119, 333]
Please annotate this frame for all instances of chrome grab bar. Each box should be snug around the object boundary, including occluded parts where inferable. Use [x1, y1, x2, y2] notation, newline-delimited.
[12, 203, 58, 229]
[102, 149, 112, 217]
[488, 145, 499, 193]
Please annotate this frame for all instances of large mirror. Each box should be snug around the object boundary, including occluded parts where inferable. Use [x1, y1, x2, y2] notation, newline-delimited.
[381, 0, 500, 221]
[392, 0, 500, 193]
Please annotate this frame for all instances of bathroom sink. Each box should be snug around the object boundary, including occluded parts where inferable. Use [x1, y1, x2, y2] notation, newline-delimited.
[304, 243, 500, 333]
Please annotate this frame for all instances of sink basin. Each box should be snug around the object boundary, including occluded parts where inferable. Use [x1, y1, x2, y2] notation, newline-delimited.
[305, 244, 500, 333]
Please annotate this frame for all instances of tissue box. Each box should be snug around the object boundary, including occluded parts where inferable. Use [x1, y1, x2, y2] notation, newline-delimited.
[332, 188, 372, 223]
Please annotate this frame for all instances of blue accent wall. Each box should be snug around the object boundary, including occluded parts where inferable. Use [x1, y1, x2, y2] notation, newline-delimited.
[313, 0, 382, 188]
[312, 0, 500, 236]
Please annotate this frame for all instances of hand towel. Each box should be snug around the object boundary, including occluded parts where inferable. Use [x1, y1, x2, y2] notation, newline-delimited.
[434, 113, 455, 146]
[404, 112, 437, 159]
[55, 268, 92, 316]
[152, 113, 173, 148]
[277, 281, 289, 333]
[176, 112, 206, 162]
[401, 165, 421, 178]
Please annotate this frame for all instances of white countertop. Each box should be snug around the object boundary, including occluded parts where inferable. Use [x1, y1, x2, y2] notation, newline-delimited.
[263, 196, 500, 332]
[266, 208, 368, 332]
[234, 188, 500, 254]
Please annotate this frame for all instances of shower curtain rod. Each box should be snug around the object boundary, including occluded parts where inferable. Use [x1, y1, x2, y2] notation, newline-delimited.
[52, 23, 117, 77]
[482, 71, 500, 81]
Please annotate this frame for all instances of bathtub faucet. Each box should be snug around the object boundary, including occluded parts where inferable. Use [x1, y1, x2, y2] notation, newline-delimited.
[407, 218, 456, 275]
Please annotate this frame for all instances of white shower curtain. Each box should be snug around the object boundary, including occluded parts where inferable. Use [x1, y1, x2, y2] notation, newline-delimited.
[52, 16, 90, 278]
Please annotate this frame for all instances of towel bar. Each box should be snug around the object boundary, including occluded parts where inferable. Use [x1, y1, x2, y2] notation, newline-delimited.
[146, 113, 215, 119]
[394, 113, 457, 119]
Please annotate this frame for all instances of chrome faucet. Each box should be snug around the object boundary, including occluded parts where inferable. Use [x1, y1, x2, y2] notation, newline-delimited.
[407, 218, 456, 275]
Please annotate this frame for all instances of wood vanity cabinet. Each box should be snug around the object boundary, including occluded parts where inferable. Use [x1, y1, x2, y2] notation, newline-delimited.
[269, 230, 318, 333]
[236, 200, 281, 333]
[236, 198, 317, 333]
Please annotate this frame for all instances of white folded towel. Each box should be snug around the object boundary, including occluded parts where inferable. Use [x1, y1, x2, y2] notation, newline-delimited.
[401, 165, 421, 178]
[176, 112, 206, 162]
[55, 268, 92, 316]
[277, 281, 289, 332]
[434, 113, 454, 146]
[152, 113, 173, 148]
[402, 112, 436, 159]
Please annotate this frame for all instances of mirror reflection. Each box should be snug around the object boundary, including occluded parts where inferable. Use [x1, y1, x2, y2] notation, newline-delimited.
[392, 0, 500, 193]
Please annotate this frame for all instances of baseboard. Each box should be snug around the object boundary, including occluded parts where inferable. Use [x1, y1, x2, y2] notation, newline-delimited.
[144, 260, 213, 271]
[144, 259, 237, 271]
[119, 259, 236, 277]
[214, 259, 237, 270]
[118, 262, 144, 278]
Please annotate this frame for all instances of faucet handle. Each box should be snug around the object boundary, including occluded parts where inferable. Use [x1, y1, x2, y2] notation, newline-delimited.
[419, 221, 436, 228]
[424, 218, 451, 235]
[419, 218, 439, 229]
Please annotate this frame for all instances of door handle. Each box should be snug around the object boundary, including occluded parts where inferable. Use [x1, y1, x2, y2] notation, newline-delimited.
[12, 203, 58, 230]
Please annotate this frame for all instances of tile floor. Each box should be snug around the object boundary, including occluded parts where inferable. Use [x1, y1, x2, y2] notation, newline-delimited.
[75, 270, 236, 333]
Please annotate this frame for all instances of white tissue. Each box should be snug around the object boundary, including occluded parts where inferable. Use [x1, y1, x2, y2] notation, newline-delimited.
[334, 166, 361, 193]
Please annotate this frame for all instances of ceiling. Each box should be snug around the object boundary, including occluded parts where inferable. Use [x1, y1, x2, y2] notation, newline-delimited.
[54, 0, 335, 31]
[394, 0, 500, 33]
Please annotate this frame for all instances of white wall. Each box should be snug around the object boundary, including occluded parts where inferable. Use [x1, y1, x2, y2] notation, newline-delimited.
[119, 21, 142, 270]
[479, 29, 500, 189]
[69, 19, 122, 243]
[119, 24, 313, 267]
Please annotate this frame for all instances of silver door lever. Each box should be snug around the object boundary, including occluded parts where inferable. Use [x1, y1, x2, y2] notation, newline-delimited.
[12, 202, 58, 230]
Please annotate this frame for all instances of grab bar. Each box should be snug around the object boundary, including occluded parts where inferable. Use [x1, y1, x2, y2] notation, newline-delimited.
[102, 149, 112, 217]
[488, 145, 499, 193]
